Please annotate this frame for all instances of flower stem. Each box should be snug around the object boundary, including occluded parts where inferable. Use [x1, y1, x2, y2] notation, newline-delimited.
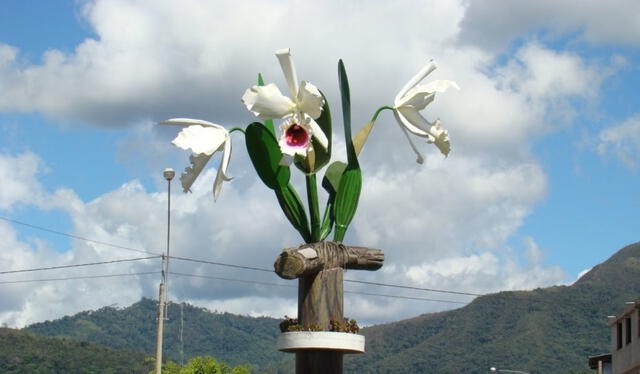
[305, 173, 321, 242]
[229, 127, 246, 134]
[370, 105, 394, 123]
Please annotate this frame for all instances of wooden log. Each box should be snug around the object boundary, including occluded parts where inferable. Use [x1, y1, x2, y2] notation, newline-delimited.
[274, 241, 384, 280]
[297, 268, 344, 374]
[273, 241, 384, 374]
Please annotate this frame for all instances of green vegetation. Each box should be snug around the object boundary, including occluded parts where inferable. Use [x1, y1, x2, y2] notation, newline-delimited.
[155, 356, 251, 374]
[27, 299, 288, 373]
[345, 242, 640, 373]
[21, 241, 640, 374]
[0, 327, 151, 373]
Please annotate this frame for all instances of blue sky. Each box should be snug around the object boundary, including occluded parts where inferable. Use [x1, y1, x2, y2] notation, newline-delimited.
[0, 0, 638, 326]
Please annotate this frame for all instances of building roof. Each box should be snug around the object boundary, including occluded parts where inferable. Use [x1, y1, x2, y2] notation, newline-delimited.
[588, 353, 612, 369]
[607, 301, 640, 327]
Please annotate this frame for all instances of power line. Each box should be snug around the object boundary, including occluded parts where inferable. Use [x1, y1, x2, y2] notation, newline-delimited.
[170, 255, 273, 273]
[0, 266, 468, 305]
[172, 272, 294, 288]
[0, 215, 483, 297]
[0, 216, 159, 256]
[344, 290, 467, 304]
[0, 271, 157, 284]
[0, 256, 160, 275]
[170, 272, 467, 305]
[344, 279, 482, 297]
[170, 256, 481, 297]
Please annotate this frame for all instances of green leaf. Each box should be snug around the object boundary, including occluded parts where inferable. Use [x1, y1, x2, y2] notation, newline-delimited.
[319, 161, 347, 241]
[333, 168, 362, 242]
[275, 184, 312, 243]
[333, 60, 362, 242]
[319, 196, 335, 241]
[257, 73, 275, 137]
[321, 161, 347, 196]
[294, 91, 332, 174]
[245, 122, 290, 189]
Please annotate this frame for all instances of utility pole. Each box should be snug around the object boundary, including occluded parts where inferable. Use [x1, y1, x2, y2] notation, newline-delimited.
[155, 168, 175, 374]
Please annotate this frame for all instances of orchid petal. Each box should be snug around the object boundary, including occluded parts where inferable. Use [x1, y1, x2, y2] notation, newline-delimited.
[242, 84, 295, 120]
[161, 118, 222, 129]
[172, 125, 226, 155]
[275, 48, 299, 98]
[427, 120, 451, 156]
[394, 111, 424, 164]
[398, 80, 459, 110]
[306, 116, 329, 150]
[394, 60, 437, 104]
[213, 134, 233, 201]
[296, 81, 324, 119]
[179, 152, 213, 193]
[395, 107, 432, 136]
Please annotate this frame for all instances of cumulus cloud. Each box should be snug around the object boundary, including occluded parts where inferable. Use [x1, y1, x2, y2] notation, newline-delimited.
[458, 0, 640, 51]
[0, 0, 621, 326]
[595, 115, 640, 168]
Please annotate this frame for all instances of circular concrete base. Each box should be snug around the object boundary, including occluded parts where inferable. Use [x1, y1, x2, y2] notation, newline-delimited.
[277, 332, 365, 353]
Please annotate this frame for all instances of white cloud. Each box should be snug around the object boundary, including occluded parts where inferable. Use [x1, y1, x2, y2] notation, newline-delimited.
[458, 0, 640, 51]
[0, 0, 622, 326]
[0, 152, 46, 210]
[596, 115, 640, 168]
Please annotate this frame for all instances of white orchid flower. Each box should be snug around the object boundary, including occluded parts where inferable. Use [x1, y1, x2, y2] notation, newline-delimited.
[161, 118, 231, 201]
[393, 60, 459, 163]
[241, 48, 328, 165]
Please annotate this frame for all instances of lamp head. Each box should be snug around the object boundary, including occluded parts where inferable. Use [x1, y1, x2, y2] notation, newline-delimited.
[163, 168, 175, 181]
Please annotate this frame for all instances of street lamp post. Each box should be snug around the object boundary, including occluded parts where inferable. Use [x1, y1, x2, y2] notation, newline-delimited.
[490, 367, 531, 374]
[155, 168, 175, 374]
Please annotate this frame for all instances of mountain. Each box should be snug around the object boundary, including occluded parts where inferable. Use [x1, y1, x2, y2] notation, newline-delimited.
[0, 327, 151, 373]
[26, 298, 289, 373]
[25, 241, 640, 374]
[345, 242, 640, 373]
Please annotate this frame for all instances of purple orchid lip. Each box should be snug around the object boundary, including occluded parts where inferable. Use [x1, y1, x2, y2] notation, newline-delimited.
[285, 123, 310, 148]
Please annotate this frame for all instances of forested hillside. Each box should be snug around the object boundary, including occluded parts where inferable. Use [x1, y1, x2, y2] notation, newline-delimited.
[25, 242, 640, 374]
[0, 327, 151, 373]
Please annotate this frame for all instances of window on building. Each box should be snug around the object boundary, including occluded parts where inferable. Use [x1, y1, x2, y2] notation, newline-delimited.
[618, 322, 623, 349]
[626, 317, 632, 344]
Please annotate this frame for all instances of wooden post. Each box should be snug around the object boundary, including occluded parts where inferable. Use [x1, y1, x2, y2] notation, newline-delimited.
[274, 241, 384, 374]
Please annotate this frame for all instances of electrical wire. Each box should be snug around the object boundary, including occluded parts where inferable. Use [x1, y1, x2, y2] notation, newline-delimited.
[170, 272, 468, 305]
[0, 265, 469, 304]
[0, 216, 159, 256]
[344, 279, 482, 297]
[171, 272, 294, 288]
[0, 215, 483, 297]
[170, 255, 273, 273]
[344, 290, 467, 304]
[0, 256, 160, 275]
[0, 271, 158, 284]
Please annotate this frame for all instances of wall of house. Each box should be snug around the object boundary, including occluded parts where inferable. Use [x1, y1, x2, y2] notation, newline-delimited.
[612, 309, 640, 374]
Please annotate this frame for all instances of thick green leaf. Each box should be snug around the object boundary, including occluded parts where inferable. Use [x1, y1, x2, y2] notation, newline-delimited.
[321, 161, 347, 196]
[333, 168, 362, 242]
[338, 60, 357, 165]
[245, 122, 290, 189]
[294, 91, 332, 174]
[257, 74, 275, 137]
[319, 196, 335, 241]
[319, 160, 347, 241]
[333, 60, 362, 242]
[275, 184, 312, 243]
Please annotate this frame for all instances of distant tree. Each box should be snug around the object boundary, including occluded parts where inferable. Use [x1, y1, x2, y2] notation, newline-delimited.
[153, 356, 253, 374]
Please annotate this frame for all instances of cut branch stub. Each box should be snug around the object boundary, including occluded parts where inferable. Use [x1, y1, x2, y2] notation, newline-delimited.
[274, 241, 384, 280]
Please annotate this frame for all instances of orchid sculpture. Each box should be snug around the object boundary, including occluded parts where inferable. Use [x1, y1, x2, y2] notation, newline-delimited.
[163, 49, 457, 244]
